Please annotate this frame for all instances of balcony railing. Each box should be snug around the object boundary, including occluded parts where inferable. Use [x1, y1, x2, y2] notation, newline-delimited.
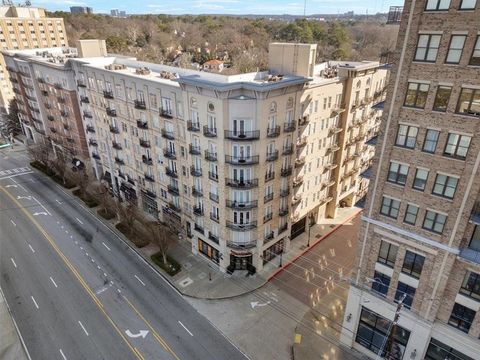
[226, 240, 257, 250]
[187, 121, 200, 132]
[77, 79, 86, 87]
[142, 155, 153, 165]
[109, 125, 120, 134]
[80, 96, 89, 103]
[226, 200, 258, 209]
[103, 90, 114, 99]
[264, 232, 275, 242]
[115, 157, 125, 165]
[208, 232, 219, 243]
[282, 144, 294, 155]
[106, 108, 117, 117]
[209, 172, 219, 182]
[225, 178, 258, 188]
[266, 150, 279, 162]
[264, 213, 273, 223]
[190, 166, 202, 177]
[224, 130, 260, 140]
[168, 202, 181, 213]
[264, 192, 274, 203]
[134, 99, 146, 110]
[203, 126, 217, 137]
[112, 141, 122, 150]
[163, 149, 176, 159]
[137, 120, 148, 129]
[88, 139, 98, 147]
[193, 206, 204, 216]
[92, 152, 100, 160]
[283, 122, 296, 132]
[279, 208, 289, 216]
[265, 172, 275, 182]
[192, 187, 203, 197]
[281, 166, 292, 177]
[226, 221, 257, 231]
[296, 136, 308, 147]
[295, 156, 306, 168]
[47, 115, 54, 121]
[298, 115, 310, 126]
[292, 195, 302, 205]
[204, 150, 217, 162]
[139, 139, 151, 148]
[166, 167, 178, 178]
[267, 126, 281, 138]
[280, 188, 290, 197]
[278, 224, 288, 234]
[160, 108, 173, 119]
[167, 185, 179, 195]
[225, 155, 259, 165]
[209, 192, 219, 203]
[83, 111, 92, 119]
[293, 176, 304, 187]
[144, 173, 155, 182]
[189, 145, 201, 155]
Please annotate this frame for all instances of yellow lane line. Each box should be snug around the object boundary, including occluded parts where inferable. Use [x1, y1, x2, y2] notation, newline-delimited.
[122, 295, 181, 360]
[0, 186, 144, 360]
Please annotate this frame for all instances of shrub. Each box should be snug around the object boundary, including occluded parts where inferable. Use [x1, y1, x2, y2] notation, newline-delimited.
[72, 188, 98, 208]
[116, 222, 150, 248]
[151, 252, 181, 276]
[98, 208, 116, 220]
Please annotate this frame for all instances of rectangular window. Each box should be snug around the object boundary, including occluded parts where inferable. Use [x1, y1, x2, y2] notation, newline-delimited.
[404, 82, 429, 108]
[395, 124, 418, 148]
[387, 162, 409, 186]
[459, 271, 480, 301]
[432, 86, 452, 112]
[456, 88, 480, 116]
[426, 0, 451, 10]
[380, 196, 400, 219]
[425, 338, 474, 360]
[377, 241, 398, 267]
[394, 282, 416, 309]
[422, 129, 440, 153]
[432, 174, 458, 199]
[446, 35, 466, 64]
[459, 0, 477, 9]
[402, 250, 425, 278]
[413, 168, 429, 191]
[470, 36, 480, 65]
[444, 133, 471, 160]
[448, 303, 476, 333]
[371, 271, 391, 296]
[404, 204, 419, 225]
[423, 210, 447, 234]
[414, 34, 441, 62]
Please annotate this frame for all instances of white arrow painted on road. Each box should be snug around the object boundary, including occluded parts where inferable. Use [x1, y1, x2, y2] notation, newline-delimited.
[33, 212, 48, 216]
[17, 196, 32, 200]
[250, 301, 271, 309]
[125, 329, 149, 339]
[5, 184, 17, 188]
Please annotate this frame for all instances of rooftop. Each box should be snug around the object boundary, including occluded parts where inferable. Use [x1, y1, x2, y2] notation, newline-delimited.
[2, 47, 78, 68]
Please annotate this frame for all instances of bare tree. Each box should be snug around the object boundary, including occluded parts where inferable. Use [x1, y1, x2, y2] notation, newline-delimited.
[116, 200, 139, 236]
[27, 141, 52, 167]
[95, 182, 114, 215]
[147, 221, 176, 265]
[50, 152, 71, 185]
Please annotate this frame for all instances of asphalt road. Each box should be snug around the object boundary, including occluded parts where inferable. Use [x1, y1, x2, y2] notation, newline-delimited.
[0, 146, 247, 360]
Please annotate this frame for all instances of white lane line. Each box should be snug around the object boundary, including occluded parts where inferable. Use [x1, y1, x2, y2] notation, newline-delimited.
[56, 199, 62, 204]
[59, 349, 67, 360]
[78, 321, 89, 336]
[134, 275, 146, 286]
[50, 277, 58, 288]
[10, 258, 17, 268]
[178, 321, 194, 336]
[75, 217, 84, 225]
[31, 296, 39, 309]
[0, 171, 33, 181]
[102, 242, 111, 251]
[32, 196, 51, 216]
[10, 219, 16, 226]
[28, 244, 35, 253]
[9, 177, 27, 191]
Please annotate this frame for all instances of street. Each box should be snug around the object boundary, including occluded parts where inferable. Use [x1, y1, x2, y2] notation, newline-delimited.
[0, 146, 247, 360]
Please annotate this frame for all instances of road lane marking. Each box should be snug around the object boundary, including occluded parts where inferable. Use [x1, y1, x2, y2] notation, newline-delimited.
[32, 212, 48, 216]
[134, 275, 146, 286]
[28, 244, 35, 253]
[31, 296, 39, 309]
[102, 242, 111, 251]
[125, 329, 149, 338]
[10, 219, 16, 226]
[50, 277, 58, 288]
[32, 196, 51, 216]
[56, 199, 62, 204]
[178, 321, 193, 336]
[0, 171, 33, 180]
[75, 217, 83, 225]
[59, 349, 67, 360]
[10, 258, 17, 268]
[78, 321, 89, 336]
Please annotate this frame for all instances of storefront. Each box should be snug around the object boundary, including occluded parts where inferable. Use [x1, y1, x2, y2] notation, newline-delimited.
[141, 190, 158, 218]
[198, 238, 219, 264]
[263, 239, 285, 265]
[291, 216, 306, 239]
[230, 252, 252, 270]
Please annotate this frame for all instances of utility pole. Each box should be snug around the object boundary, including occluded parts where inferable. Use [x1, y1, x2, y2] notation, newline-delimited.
[379, 293, 406, 360]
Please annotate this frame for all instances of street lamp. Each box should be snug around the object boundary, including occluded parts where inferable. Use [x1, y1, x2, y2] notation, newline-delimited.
[307, 213, 315, 247]
[278, 250, 283, 268]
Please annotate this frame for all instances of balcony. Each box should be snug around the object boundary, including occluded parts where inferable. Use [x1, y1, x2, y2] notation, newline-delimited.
[41, 90, 48, 97]
[189, 145, 201, 155]
[165, 167, 178, 178]
[325, 163, 338, 171]
[264, 213, 273, 223]
[284, 122, 296, 132]
[224, 130, 260, 140]
[160, 108, 173, 119]
[163, 149, 176, 159]
[83, 111, 92, 119]
[469, 202, 480, 225]
[283, 144, 294, 155]
[187, 121, 200, 132]
[77, 79, 86, 87]
[80, 96, 89, 104]
[127, 176, 135, 185]
[47, 115, 54, 121]
[265, 172, 275, 182]
[92, 152, 100, 160]
[264, 192, 274, 203]
[204, 150, 217, 162]
[226, 221, 257, 231]
[103, 90, 114, 99]
[50, 127, 57, 133]
[167, 185, 179, 195]
[327, 144, 340, 154]
[225, 178, 258, 189]
[329, 127, 343, 136]
[209, 172, 219, 182]
[139, 139, 151, 148]
[264, 232, 275, 242]
[296, 136, 308, 148]
[459, 248, 480, 265]
[106, 108, 117, 117]
[295, 156, 306, 168]
[203, 126, 217, 137]
[267, 126, 281, 138]
[161, 129, 174, 140]
[225, 155, 259, 165]
[209, 192, 219, 203]
[142, 155, 153, 165]
[279, 208, 289, 216]
[61, 110, 69, 118]
[57, 97, 66, 105]
[144, 173, 155, 182]
[293, 176, 304, 187]
[266, 150, 279, 162]
[292, 195, 302, 205]
[278, 224, 288, 234]
[134, 99, 146, 110]
[331, 105, 345, 117]
[115, 157, 125, 165]
[168, 202, 181, 213]
[280, 188, 290, 197]
[137, 120, 148, 129]
[190, 166, 202, 177]
[299, 115, 310, 126]
[193, 206, 204, 216]
[281, 166, 292, 177]
[110, 125, 120, 134]
[208, 232, 219, 243]
[88, 139, 98, 147]
[226, 240, 257, 250]
[226, 200, 258, 209]
[54, 83, 63, 90]
[112, 141, 122, 150]
[192, 187, 203, 197]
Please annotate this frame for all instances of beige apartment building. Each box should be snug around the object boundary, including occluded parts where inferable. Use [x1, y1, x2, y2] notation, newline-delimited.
[0, 4, 67, 113]
[341, 1, 480, 360]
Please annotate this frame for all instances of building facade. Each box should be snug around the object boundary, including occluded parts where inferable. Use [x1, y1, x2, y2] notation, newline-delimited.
[70, 7, 93, 14]
[341, 1, 480, 360]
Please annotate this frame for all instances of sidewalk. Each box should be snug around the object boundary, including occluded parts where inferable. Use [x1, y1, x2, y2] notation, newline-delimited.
[0, 287, 29, 360]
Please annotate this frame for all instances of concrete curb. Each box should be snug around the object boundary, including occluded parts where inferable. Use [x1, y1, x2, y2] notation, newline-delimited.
[267, 209, 362, 281]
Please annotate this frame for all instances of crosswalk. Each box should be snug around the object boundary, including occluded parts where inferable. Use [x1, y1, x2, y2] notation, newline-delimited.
[0, 167, 32, 179]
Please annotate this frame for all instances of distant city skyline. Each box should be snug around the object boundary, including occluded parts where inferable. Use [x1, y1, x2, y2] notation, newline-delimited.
[35, 0, 400, 15]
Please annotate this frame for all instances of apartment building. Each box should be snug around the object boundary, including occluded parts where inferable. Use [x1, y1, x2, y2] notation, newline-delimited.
[341, 1, 480, 360]
[61, 42, 386, 274]
[0, 5, 68, 113]
[3, 46, 88, 163]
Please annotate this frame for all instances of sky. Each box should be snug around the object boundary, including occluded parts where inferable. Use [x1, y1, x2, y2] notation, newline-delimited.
[35, 0, 400, 15]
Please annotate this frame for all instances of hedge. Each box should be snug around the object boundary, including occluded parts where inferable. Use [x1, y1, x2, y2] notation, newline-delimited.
[151, 252, 181, 276]
[30, 161, 75, 189]
[98, 208, 116, 220]
[116, 222, 150, 248]
[72, 189, 99, 208]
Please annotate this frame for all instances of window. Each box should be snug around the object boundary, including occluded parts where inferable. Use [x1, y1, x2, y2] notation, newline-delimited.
[446, 35, 466, 64]
[448, 303, 476, 333]
[356, 307, 410, 357]
[414, 34, 441, 62]
[395, 124, 418, 148]
[423, 210, 447, 234]
[413, 168, 429, 191]
[444, 133, 471, 160]
[377, 241, 398, 267]
[380, 196, 400, 219]
[432, 86, 452, 112]
[402, 250, 425, 278]
[456, 88, 480, 116]
[422, 129, 440, 153]
[387, 162, 409, 185]
[425, 338, 474, 360]
[425, 0, 451, 10]
[459, 271, 480, 300]
[404, 204, 419, 225]
[371, 271, 391, 296]
[459, 0, 477, 10]
[394, 282, 416, 309]
[432, 174, 458, 198]
[470, 36, 480, 65]
[404, 82, 429, 108]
